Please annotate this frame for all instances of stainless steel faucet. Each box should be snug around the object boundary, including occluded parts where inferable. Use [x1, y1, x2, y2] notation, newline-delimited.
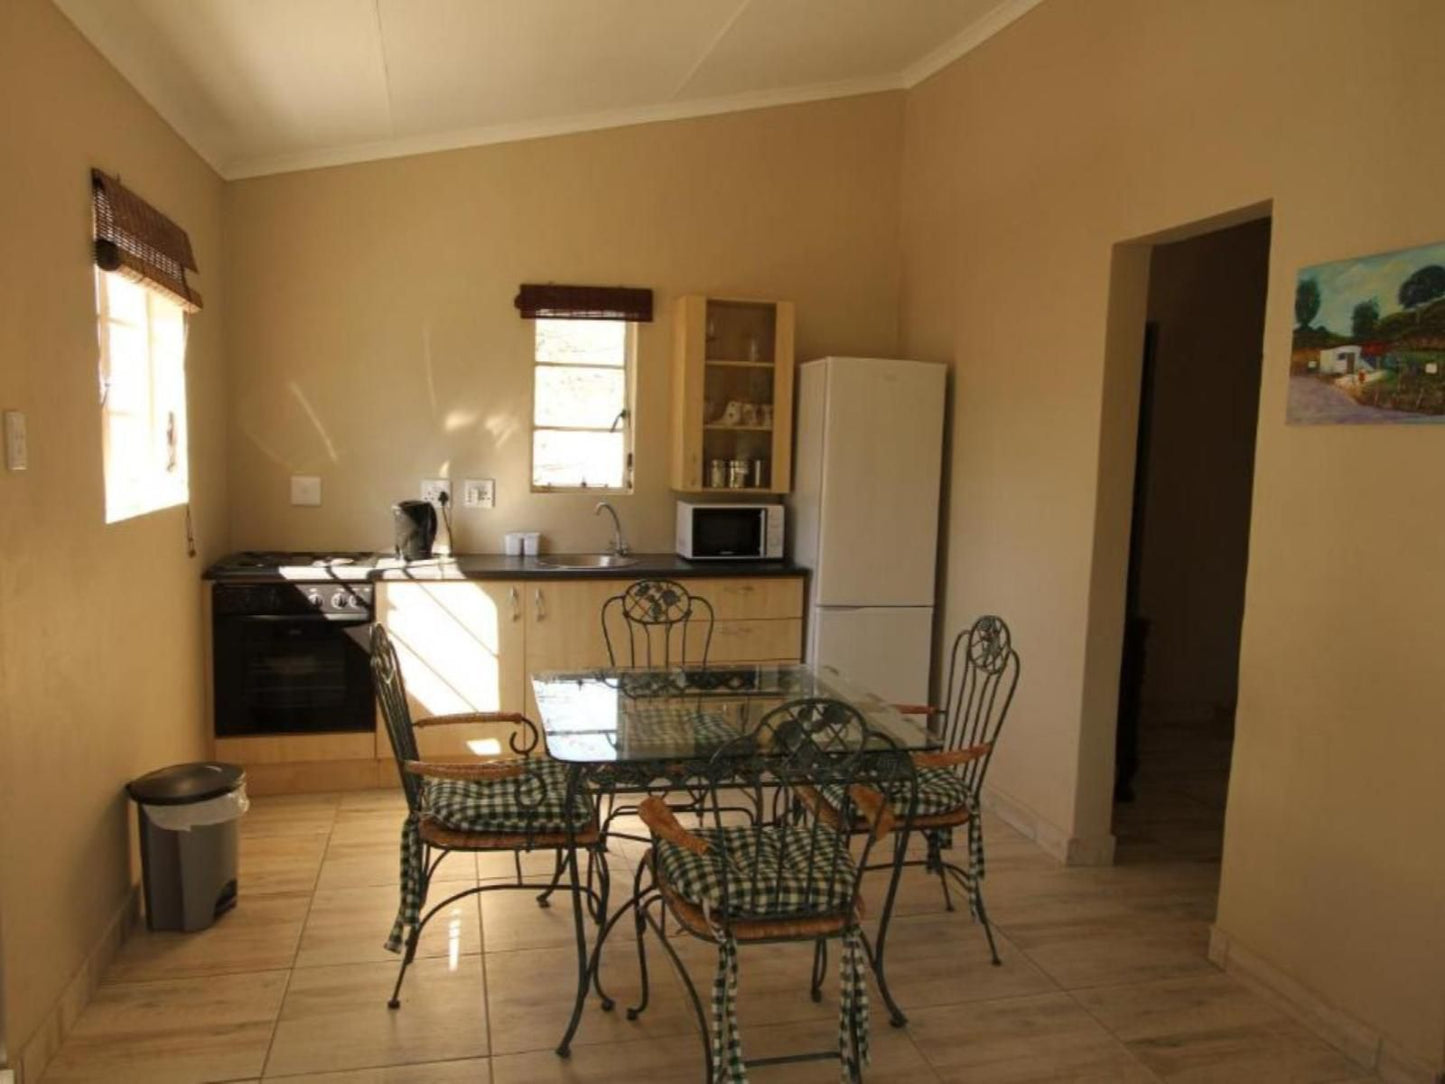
[594, 500, 630, 555]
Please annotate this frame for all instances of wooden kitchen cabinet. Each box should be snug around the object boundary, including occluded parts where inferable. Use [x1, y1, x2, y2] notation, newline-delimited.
[379, 573, 806, 757]
[671, 295, 795, 494]
[378, 580, 526, 759]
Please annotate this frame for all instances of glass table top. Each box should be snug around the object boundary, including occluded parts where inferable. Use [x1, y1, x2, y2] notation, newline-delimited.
[531, 663, 936, 764]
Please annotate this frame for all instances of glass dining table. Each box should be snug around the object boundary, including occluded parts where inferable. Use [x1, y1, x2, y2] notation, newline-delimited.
[531, 661, 938, 767]
[529, 661, 940, 1040]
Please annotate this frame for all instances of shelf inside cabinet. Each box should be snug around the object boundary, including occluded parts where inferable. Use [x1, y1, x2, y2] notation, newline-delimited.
[705, 359, 775, 369]
[704, 424, 773, 432]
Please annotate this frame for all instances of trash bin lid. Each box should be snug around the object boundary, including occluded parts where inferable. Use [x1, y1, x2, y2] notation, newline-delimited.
[127, 762, 246, 805]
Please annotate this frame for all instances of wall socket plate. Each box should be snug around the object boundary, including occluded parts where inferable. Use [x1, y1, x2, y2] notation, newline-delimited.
[290, 474, 321, 506]
[462, 478, 495, 509]
[420, 478, 451, 507]
[3, 409, 27, 471]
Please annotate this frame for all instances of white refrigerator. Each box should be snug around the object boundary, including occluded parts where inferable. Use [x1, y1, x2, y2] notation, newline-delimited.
[788, 357, 947, 705]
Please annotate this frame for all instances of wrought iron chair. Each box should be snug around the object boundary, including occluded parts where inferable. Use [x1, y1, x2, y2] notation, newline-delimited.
[599, 698, 917, 1083]
[601, 577, 715, 669]
[596, 578, 749, 832]
[371, 624, 607, 1058]
[792, 614, 1020, 1025]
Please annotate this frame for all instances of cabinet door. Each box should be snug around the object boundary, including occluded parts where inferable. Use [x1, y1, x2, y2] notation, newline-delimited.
[523, 579, 634, 717]
[379, 581, 526, 759]
[683, 576, 804, 620]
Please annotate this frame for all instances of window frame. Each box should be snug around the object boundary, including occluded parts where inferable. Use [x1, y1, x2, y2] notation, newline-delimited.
[96, 268, 190, 524]
[529, 318, 636, 493]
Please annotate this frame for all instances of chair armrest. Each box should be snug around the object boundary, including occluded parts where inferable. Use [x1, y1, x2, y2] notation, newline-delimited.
[638, 796, 710, 855]
[848, 784, 897, 841]
[403, 759, 527, 782]
[893, 703, 943, 717]
[413, 711, 532, 729]
[912, 743, 992, 769]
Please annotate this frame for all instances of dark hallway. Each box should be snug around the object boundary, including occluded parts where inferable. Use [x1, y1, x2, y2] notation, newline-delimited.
[1113, 217, 1272, 867]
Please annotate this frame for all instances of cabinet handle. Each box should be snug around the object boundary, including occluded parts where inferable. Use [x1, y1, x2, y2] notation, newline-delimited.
[509, 586, 520, 622]
[534, 587, 545, 621]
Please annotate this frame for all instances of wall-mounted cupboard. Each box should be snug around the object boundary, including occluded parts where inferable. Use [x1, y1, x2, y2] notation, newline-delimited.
[671, 295, 795, 494]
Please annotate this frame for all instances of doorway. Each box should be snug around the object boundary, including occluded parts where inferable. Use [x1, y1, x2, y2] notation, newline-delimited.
[1111, 216, 1271, 866]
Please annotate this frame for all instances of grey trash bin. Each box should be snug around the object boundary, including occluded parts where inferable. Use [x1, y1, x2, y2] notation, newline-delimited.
[127, 762, 248, 932]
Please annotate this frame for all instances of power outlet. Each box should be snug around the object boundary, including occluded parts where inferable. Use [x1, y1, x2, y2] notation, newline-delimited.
[462, 478, 495, 509]
[290, 475, 321, 506]
[420, 478, 451, 507]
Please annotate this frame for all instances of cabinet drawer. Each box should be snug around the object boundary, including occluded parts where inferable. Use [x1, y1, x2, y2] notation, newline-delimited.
[686, 577, 804, 621]
[692, 619, 802, 663]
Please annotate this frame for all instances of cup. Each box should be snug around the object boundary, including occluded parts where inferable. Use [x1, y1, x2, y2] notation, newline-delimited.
[728, 459, 750, 489]
[740, 402, 759, 426]
[720, 401, 743, 426]
[522, 532, 541, 556]
[503, 532, 524, 556]
[759, 404, 773, 428]
[708, 459, 728, 488]
[751, 459, 767, 488]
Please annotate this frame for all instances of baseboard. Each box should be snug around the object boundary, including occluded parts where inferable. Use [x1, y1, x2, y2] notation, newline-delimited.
[240, 758, 390, 795]
[14, 885, 141, 1084]
[981, 785, 1116, 866]
[1209, 926, 1443, 1084]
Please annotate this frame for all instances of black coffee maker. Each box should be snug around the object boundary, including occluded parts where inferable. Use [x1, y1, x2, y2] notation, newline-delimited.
[393, 500, 438, 561]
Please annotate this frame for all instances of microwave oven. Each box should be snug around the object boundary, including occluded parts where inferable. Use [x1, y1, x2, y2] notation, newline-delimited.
[676, 501, 784, 560]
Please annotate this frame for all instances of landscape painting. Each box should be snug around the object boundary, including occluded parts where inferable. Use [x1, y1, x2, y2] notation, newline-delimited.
[1288, 239, 1445, 424]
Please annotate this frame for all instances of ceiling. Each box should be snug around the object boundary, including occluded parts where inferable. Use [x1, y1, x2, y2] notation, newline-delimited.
[54, 0, 1042, 180]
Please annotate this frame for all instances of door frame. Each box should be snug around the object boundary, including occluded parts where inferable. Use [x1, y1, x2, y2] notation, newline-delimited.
[1073, 200, 1274, 855]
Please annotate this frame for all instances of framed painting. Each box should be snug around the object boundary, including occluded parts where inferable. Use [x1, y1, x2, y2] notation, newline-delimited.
[1288, 239, 1445, 424]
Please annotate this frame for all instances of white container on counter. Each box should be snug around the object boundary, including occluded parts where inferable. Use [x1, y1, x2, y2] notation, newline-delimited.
[522, 532, 541, 556]
[503, 532, 524, 557]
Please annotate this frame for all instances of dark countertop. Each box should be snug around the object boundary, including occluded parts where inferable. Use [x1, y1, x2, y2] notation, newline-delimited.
[206, 552, 804, 583]
[372, 553, 804, 582]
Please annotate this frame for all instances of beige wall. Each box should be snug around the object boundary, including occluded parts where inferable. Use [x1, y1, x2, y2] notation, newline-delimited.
[0, 0, 227, 1061]
[1136, 219, 1270, 720]
[224, 94, 904, 555]
[900, 0, 1445, 1068]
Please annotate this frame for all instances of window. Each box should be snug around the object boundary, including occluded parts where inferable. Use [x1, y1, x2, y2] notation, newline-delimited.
[96, 269, 189, 522]
[531, 318, 634, 490]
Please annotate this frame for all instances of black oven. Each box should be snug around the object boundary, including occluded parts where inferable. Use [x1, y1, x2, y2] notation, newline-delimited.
[212, 582, 375, 736]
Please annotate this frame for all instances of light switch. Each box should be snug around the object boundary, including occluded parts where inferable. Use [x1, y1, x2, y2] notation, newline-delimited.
[462, 478, 495, 508]
[3, 410, 27, 471]
[290, 474, 322, 506]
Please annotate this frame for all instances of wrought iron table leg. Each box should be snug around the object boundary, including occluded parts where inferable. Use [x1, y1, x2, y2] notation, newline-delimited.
[554, 845, 591, 1058]
[870, 828, 912, 1027]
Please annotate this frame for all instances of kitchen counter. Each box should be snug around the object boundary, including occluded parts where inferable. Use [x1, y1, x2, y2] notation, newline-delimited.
[372, 553, 803, 582]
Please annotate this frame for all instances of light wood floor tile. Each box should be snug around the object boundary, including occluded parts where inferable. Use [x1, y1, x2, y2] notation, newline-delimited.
[1072, 974, 1365, 1082]
[485, 943, 697, 1057]
[265, 957, 489, 1078]
[317, 841, 477, 891]
[859, 911, 1056, 1011]
[296, 885, 480, 969]
[243, 832, 331, 896]
[42, 970, 288, 1083]
[106, 892, 309, 983]
[908, 992, 1159, 1083]
[489, 1033, 704, 1083]
[263, 1057, 491, 1082]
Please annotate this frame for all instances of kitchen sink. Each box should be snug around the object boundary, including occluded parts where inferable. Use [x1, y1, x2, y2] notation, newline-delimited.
[536, 553, 638, 570]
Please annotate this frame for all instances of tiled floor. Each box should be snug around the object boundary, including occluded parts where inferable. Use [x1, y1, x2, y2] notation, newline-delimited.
[40, 772, 1370, 1083]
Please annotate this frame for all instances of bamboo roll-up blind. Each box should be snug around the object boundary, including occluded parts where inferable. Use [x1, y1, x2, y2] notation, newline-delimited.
[514, 283, 652, 321]
[91, 169, 203, 312]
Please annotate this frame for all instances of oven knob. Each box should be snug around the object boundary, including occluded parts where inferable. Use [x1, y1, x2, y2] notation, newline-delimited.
[306, 591, 324, 608]
[332, 591, 351, 609]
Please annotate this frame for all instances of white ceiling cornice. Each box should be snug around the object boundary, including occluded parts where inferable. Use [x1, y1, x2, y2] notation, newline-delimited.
[55, 0, 1047, 182]
[225, 71, 905, 181]
[900, 0, 1047, 88]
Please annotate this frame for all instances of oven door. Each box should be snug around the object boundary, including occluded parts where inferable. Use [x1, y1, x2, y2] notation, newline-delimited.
[213, 614, 374, 736]
[691, 507, 767, 559]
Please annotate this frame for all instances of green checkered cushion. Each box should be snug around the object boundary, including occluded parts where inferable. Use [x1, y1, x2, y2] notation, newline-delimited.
[817, 764, 969, 821]
[655, 825, 857, 919]
[624, 703, 740, 750]
[422, 757, 593, 834]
